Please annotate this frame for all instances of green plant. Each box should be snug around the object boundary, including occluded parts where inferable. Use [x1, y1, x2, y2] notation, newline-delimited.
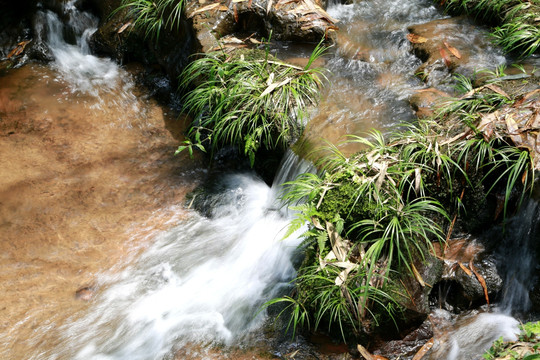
[116, 0, 185, 40]
[492, 21, 540, 58]
[483, 322, 540, 359]
[178, 42, 327, 166]
[439, 0, 540, 57]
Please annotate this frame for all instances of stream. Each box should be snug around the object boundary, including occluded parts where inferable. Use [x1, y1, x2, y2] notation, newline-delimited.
[0, 0, 537, 359]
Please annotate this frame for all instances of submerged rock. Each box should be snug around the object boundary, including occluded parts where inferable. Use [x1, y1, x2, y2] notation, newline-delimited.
[409, 87, 450, 118]
[407, 16, 505, 87]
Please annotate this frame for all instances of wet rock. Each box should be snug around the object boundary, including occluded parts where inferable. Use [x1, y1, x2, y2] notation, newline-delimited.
[431, 238, 503, 311]
[373, 317, 434, 359]
[393, 253, 444, 322]
[407, 16, 504, 87]
[188, 0, 338, 53]
[75, 286, 95, 301]
[409, 87, 450, 118]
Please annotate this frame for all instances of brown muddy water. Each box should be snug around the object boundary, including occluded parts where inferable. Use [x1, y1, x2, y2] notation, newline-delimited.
[0, 63, 204, 358]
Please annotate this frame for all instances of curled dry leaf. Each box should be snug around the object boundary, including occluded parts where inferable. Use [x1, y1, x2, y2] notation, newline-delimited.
[407, 33, 428, 44]
[443, 41, 462, 59]
[439, 47, 451, 67]
[7, 40, 31, 59]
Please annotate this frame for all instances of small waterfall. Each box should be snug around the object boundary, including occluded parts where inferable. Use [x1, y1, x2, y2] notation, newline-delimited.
[46, 152, 311, 359]
[428, 200, 539, 360]
[37, 1, 129, 97]
[496, 200, 539, 314]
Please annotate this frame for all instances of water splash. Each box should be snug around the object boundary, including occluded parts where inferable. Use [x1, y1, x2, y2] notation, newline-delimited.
[36, 2, 133, 100]
[45, 152, 310, 359]
[495, 200, 539, 314]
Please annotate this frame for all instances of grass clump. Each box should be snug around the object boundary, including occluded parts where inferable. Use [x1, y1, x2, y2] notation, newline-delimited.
[267, 67, 536, 341]
[115, 0, 185, 40]
[440, 0, 540, 57]
[177, 44, 326, 166]
[483, 321, 540, 359]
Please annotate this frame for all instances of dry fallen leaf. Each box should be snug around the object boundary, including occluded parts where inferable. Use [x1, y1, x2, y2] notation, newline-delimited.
[412, 263, 426, 287]
[412, 338, 434, 360]
[188, 3, 221, 17]
[407, 33, 428, 44]
[469, 260, 489, 305]
[260, 77, 291, 97]
[267, 0, 273, 13]
[439, 47, 451, 67]
[443, 41, 462, 59]
[357, 344, 389, 360]
[117, 22, 132, 34]
[458, 261, 472, 276]
[7, 40, 31, 59]
[485, 84, 509, 99]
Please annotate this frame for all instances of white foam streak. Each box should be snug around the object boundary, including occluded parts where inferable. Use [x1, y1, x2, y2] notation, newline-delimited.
[51, 173, 303, 360]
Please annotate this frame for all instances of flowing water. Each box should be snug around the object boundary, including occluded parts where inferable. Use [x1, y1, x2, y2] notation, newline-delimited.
[1, 0, 534, 359]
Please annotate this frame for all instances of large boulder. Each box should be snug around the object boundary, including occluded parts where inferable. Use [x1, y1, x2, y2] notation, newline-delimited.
[187, 0, 338, 52]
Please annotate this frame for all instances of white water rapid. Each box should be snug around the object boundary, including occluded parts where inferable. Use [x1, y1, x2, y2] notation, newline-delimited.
[38, 1, 130, 97]
[40, 151, 309, 360]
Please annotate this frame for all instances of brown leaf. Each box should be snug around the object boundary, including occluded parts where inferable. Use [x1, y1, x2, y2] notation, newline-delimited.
[298, 13, 324, 22]
[7, 40, 31, 59]
[188, 3, 221, 17]
[443, 41, 462, 59]
[412, 263, 426, 287]
[117, 22, 132, 34]
[458, 262, 472, 276]
[469, 260, 490, 305]
[266, 0, 273, 13]
[412, 338, 434, 360]
[218, 5, 229, 10]
[485, 84, 509, 99]
[233, 3, 238, 22]
[407, 33, 428, 44]
[439, 47, 451, 67]
[357, 344, 389, 360]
